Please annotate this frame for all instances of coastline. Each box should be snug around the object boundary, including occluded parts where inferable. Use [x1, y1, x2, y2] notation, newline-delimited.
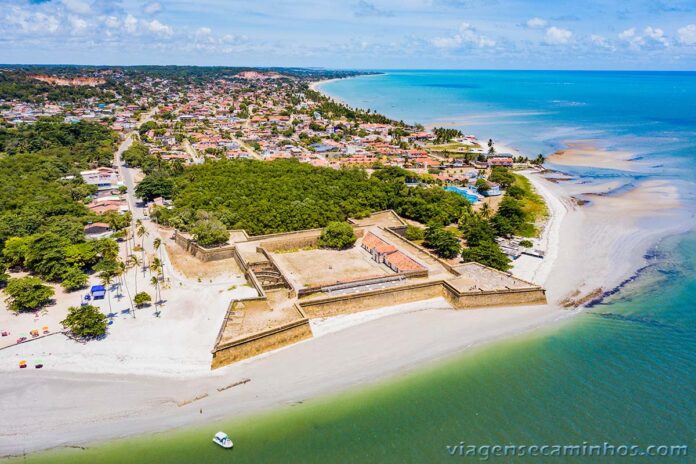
[1, 75, 689, 459]
[308, 78, 341, 92]
[0, 169, 574, 457]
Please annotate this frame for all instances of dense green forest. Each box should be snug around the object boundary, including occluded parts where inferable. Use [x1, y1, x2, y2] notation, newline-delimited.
[0, 118, 116, 165]
[145, 159, 471, 237]
[0, 119, 120, 298]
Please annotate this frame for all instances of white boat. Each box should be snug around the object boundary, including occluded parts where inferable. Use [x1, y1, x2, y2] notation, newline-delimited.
[213, 431, 234, 449]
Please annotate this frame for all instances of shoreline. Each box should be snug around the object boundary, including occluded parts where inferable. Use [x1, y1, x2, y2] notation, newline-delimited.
[1, 76, 689, 459]
[1, 301, 573, 458]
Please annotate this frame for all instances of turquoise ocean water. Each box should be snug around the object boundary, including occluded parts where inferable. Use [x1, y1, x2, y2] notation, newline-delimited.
[25, 71, 696, 463]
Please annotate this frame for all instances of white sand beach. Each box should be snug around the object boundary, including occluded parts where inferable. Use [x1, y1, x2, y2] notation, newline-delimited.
[547, 140, 646, 172]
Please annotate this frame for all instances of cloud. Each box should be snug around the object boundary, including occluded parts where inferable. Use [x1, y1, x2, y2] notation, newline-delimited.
[124, 14, 138, 33]
[353, 0, 394, 17]
[618, 28, 644, 49]
[145, 19, 173, 36]
[644, 26, 669, 46]
[618, 26, 669, 49]
[5, 7, 61, 34]
[102, 15, 120, 29]
[68, 15, 88, 34]
[432, 22, 495, 49]
[526, 17, 547, 29]
[590, 34, 615, 51]
[60, 0, 91, 15]
[677, 24, 696, 45]
[196, 27, 212, 36]
[144, 2, 162, 15]
[545, 26, 572, 44]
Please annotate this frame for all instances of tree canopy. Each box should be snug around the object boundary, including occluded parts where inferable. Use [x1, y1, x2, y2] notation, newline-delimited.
[318, 222, 357, 250]
[0, 119, 120, 291]
[461, 241, 511, 271]
[424, 224, 461, 259]
[4, 276, 55, 312]
[146, 159, 470, 236]
[61, 304, 108, 339]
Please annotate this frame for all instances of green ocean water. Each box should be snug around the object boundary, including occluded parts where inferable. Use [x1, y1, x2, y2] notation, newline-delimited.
[17, 232, 696, 463]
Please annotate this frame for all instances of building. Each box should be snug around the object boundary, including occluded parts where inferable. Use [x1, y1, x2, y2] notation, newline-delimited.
[361, 232, 425, 273]
[483, 182, 502, 196]
[80, 167, 119, 191]
[84, 222, 113, 240]
[489, 157, 513, 168]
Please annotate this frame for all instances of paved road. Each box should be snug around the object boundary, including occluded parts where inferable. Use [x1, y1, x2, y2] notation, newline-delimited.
[113, 107, 158, 221]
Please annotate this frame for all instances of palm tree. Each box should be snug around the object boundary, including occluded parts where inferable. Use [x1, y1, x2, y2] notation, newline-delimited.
[150, 276, 160, 307]
[479, 203, 492, 220]
[153, 238, 165, 279]
[117, 259, 135, 317]
[136, 221, 149, 274]
[128, 254, 141, 295]
[100, 273, 113, 316]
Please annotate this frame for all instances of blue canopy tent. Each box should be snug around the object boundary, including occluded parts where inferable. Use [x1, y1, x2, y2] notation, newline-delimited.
[90, 285, 106, 300]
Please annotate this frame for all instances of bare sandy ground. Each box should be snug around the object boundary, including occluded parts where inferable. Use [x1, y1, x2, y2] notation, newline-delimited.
[547, 140, 646, 172]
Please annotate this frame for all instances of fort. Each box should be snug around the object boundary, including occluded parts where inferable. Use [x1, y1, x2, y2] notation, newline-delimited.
[172, 211, 547, 369]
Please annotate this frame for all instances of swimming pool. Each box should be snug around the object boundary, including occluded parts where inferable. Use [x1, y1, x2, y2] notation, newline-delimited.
[444, 185, 479, 203]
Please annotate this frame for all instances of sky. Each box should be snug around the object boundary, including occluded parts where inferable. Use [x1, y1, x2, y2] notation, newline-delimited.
[1, 0, 695, 70]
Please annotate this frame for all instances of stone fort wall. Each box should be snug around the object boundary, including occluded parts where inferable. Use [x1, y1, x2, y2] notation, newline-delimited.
[211, 315, 312, 369]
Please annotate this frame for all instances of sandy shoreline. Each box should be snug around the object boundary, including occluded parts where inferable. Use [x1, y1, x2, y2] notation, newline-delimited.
[1, 91, 691, 458]
[1, 301, 572, 458]
[308, 78, 341, 92]
[547, 140, 647, 172]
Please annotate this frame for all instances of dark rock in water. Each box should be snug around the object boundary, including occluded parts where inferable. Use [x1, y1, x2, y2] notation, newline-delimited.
[591, 312, 672, 330]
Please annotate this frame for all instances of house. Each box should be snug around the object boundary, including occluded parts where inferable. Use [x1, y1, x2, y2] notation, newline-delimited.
[361, 232, 397, 262]
[482, 182, 502, 196]
[84, 222, 113, 240]
[489, 157, 513, 167]
[80, 167, 119, 191]
[310, 143, 337, 153]
[384, 250, 424, 273]
[361, 232, 426, 273]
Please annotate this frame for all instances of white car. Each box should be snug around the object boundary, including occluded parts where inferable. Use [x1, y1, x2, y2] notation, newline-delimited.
[213, 431, 234, 449]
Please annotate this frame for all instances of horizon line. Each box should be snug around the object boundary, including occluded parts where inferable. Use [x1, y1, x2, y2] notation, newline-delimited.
[1, 64, 695, 73]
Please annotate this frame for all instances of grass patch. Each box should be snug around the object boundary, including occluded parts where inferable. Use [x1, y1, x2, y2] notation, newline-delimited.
[273, 245, 318, 254]
[511, 174, 548, 237]
[427, 142, 477, 152]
